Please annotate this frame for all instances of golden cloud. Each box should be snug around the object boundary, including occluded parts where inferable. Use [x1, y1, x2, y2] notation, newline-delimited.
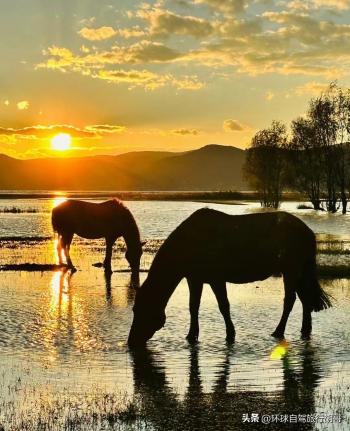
[119, 27, 146, 38]
[36, 5, 350, 84]
[97, 69, 204, 90]
[37, 44, 204, 91]
[0, 124, 126, 139]
[137, 7, 215, 38]
[193, 0, 247, 13]
[289, 0, 350, 10]
[78, 26, 118, 41]
[295, 81, 330, 95]
[171, 128, 200, 135]
[223, 119, 245, 132]
[85, 125, 126, 134]
[17, 101, 29, 110]
[265, 91, 274, 101]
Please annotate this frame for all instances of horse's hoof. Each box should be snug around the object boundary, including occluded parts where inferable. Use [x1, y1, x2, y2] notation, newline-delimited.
[271, 331, 284, 339]
[186, 334, 199, 343]
[301, 331, 311, 340]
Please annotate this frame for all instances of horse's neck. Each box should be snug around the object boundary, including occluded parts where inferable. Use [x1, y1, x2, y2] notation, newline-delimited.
[148, 268, 182, 310]
[121, 209, 140, 247]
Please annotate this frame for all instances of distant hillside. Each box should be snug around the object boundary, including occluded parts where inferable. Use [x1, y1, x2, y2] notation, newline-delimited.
[0, 145, 247, 191]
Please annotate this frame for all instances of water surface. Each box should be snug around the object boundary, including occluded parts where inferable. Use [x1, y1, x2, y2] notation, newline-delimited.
[0, 198, 349, 430]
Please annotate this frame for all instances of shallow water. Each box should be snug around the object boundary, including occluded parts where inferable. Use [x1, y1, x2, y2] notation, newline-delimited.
[0, 198, 349, 430]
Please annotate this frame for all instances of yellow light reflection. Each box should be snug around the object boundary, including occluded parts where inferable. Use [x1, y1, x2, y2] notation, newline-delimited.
[52, 196, 67, 209]
[50, 270, 70, 312]
[270, 340, 289, 360]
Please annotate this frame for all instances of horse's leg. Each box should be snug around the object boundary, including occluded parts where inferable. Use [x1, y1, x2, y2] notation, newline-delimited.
[300, 305, 312, 339]
[296, 285, 313, 339]
[56, 234, 63, 265]
[186, 278, 203, 343]
[271, 274, 297, 338]
[211, 281, 235, 342]
[62, 233, 74, 268]
[103, 237, 115, 273]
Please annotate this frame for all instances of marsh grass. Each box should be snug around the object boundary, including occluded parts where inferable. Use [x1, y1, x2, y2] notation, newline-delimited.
[0, 386, 146, 431]
[0, 380, 349, 431]
[317, 239, 350, 255]
[0, 207, 38, 214]
[297, 204, 315, 210]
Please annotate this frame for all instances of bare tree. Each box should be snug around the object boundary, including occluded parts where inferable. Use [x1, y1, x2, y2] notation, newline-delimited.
[308, 92, 338, 213]
[332, 85, 350, 213]
[244, 121, 287, 209]
[289, 117, 322, 210]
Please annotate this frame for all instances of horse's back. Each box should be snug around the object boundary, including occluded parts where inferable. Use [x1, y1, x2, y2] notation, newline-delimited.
[152, 209, 315, 283]
[52, 199, 123, 238]
[168, 208, 312, 243]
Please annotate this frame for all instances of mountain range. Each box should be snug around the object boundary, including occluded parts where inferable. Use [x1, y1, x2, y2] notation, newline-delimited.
[0, 144, 247, 191]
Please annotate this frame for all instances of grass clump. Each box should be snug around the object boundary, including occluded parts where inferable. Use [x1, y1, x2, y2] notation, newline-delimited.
[0, 206, 38, 214]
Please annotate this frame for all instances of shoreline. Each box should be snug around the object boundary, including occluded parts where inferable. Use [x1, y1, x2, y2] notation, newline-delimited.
[0, 190, 304, 201]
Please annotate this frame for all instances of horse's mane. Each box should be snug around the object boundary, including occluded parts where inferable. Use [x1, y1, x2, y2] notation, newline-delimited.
[104, 199, 141, 241]
[100, 198, 126, 209]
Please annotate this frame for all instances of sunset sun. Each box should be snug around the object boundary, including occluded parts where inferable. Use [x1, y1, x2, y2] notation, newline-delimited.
[51, 133, 72, 151]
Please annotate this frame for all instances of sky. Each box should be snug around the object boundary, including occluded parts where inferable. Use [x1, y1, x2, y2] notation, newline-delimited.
[1, 0, 350, 158]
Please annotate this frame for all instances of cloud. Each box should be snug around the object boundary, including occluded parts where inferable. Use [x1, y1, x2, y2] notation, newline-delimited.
[119, 27, 146, 38]
[223, 119, 245, 131]
[184, 11, 350, 78]
[171, 76, 204, 90]
[17, 101, 29, 110]
[265, 91, 274, 101]
[37, 5, 350, 85]
[288, 0, 350, 10]
[97, 69, 204, 90]
[37, 44, 204, 91]
[137, 7, 215, 38]
[96, 69, 166, 89]
[171, 128, 200, 135]
[85, 125, 126, 134]
[78, 26, 118, 41]
[313, 0, 349, 9]
[78, 26, 146, 41]
[193, 0, 247, 14]
[0, 124, 126, 139]
[295, 81, 330, 95]
[38, 41, 181, 69]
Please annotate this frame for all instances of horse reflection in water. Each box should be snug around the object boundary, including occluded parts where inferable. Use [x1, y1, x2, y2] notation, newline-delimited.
[129, 209, 332, 346]
[130, 343, 322, 431]
[52, 199, 144, 279]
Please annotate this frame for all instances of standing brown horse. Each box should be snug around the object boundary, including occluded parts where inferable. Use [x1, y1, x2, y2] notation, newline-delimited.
[128, 209, 332, 346]
[52, 199, 143, 274]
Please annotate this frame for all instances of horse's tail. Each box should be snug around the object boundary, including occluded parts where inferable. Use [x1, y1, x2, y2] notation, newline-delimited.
[299, 257, 332, 312]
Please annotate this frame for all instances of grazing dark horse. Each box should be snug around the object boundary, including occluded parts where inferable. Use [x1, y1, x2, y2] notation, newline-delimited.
[128, 209, 332, 346]
[52, 199, 143, 275]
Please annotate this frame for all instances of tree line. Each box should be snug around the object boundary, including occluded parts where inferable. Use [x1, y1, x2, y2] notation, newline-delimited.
[244, 83, 350, 213]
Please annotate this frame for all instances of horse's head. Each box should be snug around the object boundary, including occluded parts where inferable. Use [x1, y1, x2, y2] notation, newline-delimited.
[125, 240, 145, 276]
[128, 278, 166, 347]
